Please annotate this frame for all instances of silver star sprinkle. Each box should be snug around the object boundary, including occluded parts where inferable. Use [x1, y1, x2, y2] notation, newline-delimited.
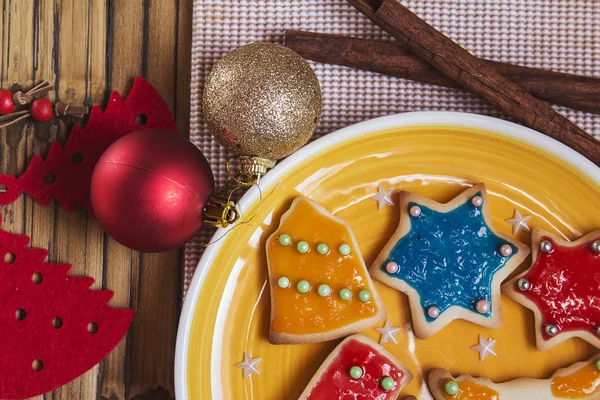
[371, 185, 394, 211]
[236, 352, 261, 379]
[375, 319, 402, 344]
[471, 335, 497, 361]
[506, 209, 531, 235]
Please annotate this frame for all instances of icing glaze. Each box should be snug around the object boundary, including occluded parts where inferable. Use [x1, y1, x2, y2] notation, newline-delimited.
[382, 194, 517, 321]
[305, 338, 404, 400]
[440, 379, 499, 400]
[269, 200, 380, 335]
[519, 237, 600, 339]
[551, 362, 600, 398]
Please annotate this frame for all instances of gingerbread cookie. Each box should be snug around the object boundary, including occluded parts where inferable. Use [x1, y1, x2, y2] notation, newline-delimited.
[266, 198, 386, 344]
[298, 334, 413, 399]
[503, 228, 600, 351]
[370, 184, 530, 339]
[428, 354, 600, 399]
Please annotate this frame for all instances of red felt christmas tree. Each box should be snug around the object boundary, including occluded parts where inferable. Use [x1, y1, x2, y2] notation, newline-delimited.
[0, 217, 134, 399]
[0, 77, 178, 217]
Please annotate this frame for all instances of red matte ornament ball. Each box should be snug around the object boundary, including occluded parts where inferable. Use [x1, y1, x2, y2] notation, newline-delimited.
[30, 98, 54, 121]
[91, 130, 215, 253]
[0, 89, 15, 114]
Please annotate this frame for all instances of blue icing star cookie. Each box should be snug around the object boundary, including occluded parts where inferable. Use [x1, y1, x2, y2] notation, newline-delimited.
[369, 184, 530, 339]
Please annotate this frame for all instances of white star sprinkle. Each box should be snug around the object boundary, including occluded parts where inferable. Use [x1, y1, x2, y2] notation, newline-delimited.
[471, 335, 497, 361]
[375, 319, 402, 344]
[506, 209, 531, 235]
[371, 185, 394, 210]
[236, 352, 261, 379]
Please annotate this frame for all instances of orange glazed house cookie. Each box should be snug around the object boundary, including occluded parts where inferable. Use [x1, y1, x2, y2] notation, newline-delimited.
[299, 334, 413, 399]
[266, 198, 386, 344]
[503, 228, 600, 351]
[428, 354, 600, 399]
[370, 184, 530, 339]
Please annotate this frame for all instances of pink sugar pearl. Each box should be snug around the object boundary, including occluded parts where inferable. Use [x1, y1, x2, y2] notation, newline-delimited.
[427, 306, 440, 319]
[471, 196, 483, 207]
[386, 261, 399, 274]
[499, 244, 512, 257]
[476, 300, 490, 314]
[409, 205, 421, 217]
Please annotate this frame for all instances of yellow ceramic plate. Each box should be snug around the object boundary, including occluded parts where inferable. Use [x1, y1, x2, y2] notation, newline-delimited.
[175, 112, 600, 399]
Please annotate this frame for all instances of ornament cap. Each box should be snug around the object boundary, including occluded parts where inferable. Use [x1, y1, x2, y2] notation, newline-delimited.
[240, 156, 276, 183]
[203, 195, 240, 228]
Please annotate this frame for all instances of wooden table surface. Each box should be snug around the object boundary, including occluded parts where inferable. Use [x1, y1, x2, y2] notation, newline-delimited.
[0, 1, 192, 399]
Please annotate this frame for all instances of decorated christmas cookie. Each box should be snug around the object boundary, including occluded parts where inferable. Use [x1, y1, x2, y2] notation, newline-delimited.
[370, 184, 530, 339]
[266, 198, 386, 344]
[298, 334, 413, 399]
[428, 354, 600, 399]
[503, 228, 600, 351]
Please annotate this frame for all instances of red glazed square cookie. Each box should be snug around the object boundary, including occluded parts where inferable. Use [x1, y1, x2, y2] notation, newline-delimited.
[299, 334, 413, 399]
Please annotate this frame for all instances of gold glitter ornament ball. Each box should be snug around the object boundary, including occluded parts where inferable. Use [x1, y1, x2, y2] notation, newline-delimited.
[203, 42, 322, 164]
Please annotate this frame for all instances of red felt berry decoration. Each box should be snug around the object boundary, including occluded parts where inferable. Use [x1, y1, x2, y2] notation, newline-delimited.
[30, 98, 54, 122]
[0, 89, 16, 115]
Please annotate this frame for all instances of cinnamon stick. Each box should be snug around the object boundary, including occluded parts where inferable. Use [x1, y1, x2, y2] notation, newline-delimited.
[285, 30, 600, 115]
[347, 0, 600, 165]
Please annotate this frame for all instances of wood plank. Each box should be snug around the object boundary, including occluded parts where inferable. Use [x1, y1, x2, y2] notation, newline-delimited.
[100, 1, 143, 399]
[127, 0, 181, 397]
[26, 2, 58, 400]
[176, 0, 192, 138]
[50, 1, 107, 399]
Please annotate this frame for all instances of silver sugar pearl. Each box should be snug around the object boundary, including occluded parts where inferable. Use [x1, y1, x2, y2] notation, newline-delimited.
[518, 278, 531, 291]
[545, 324, 559, 336]
[592, 240, 600, 254]
[540, 240, 553, 253]
[596, 326, 600, 336]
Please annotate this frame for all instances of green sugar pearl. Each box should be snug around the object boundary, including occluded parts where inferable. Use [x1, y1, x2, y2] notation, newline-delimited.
[358, 289, 371, 302]
[317, 243, 329, 255]
[277, 277, 290, 289]
[349, 366, 363, 379]
[338, 243, 351, 255]
[444, 380, 459, 396]
[317, 284, 331, 297]
[596, 359, 600, 371]
[380, 376, 395, 391]
[296, 280, 311, 293]
[339, 288, 352, 301]
[297, 241, 310, 254]
[278, 234, 292, 246]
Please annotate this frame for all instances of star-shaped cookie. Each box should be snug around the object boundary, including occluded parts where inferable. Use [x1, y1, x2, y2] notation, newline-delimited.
[502, 228, 600, 351]
[370, 184, 530, 339]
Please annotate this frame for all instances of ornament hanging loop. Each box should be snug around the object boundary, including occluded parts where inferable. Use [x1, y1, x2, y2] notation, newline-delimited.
[203, 195, 240, 228]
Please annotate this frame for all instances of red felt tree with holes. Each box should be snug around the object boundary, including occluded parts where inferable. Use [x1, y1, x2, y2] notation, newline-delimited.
[0, 77, 178, 216]
[0, 217, 134, 399]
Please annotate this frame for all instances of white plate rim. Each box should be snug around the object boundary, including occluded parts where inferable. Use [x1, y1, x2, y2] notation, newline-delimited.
[174, 111, 600, 400]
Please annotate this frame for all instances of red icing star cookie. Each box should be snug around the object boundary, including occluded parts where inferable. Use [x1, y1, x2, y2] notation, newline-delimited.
[502, 228, 600, 351]
[298, 334, 412, 400]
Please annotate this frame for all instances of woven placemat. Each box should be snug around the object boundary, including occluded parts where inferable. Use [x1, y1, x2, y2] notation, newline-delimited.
[185, 0, 600, 297]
